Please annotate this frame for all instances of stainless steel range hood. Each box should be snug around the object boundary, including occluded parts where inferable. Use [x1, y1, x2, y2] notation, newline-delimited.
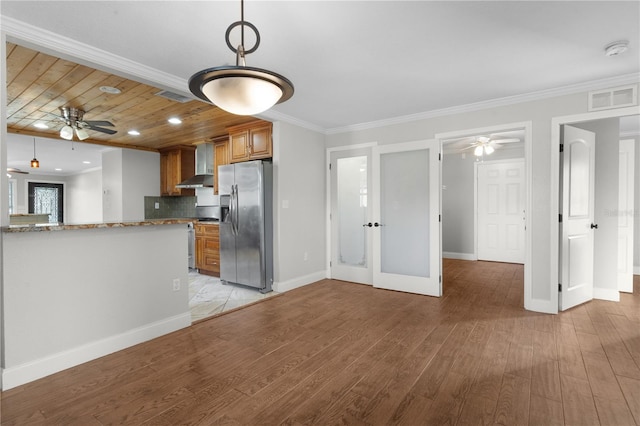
[176, 143, 214, 188]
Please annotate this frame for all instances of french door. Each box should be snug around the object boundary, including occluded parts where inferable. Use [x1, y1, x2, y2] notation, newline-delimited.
[330, 140, 441, 296]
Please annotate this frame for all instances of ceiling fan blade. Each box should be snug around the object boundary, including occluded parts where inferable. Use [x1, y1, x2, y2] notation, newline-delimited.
[491, 138, 520, 144]
[459, 145, 478, 152]
[45, 112, 68, 123]
[86, 124, 117, 135]
[7, 167, 29, 174]
[83, 120, 115, 127]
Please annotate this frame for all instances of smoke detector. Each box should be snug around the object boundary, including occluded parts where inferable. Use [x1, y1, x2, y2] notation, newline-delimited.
[604, 40, 629, 57]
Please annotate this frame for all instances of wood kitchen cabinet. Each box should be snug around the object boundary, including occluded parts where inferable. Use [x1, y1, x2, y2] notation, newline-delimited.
[228, 121, 272, 163]
[159, 146, 196, 196]
[212, 136, 230, 194]
[195, 222, 220, 277]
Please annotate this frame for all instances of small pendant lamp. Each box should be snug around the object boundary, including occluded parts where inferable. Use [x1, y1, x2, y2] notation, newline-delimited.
[31, 138, 40, 168]
[188, 0, 294, 116]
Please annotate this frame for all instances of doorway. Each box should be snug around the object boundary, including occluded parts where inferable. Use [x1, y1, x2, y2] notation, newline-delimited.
[28, 182, 64, 224]
[553, 112, 639, 311]
[437, 121, 531, 306]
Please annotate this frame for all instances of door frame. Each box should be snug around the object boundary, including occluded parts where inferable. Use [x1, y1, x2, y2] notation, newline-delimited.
[325, 142, 378, 279]
[550, 106, 640, 313]
[436, 121, 532, 309]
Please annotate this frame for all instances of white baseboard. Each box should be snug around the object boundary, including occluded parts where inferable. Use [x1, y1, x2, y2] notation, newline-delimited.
[2, 312, 191, 391]
[593, 288, 620, 302]
[273, 270, 327, 293]
[443, 252, 476, 261]
[525, 298, 558, 314]
[634, 265, 640, 275]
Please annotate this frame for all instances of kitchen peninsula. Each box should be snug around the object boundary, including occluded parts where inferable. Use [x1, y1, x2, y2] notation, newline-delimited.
[2, 219, 192, 390]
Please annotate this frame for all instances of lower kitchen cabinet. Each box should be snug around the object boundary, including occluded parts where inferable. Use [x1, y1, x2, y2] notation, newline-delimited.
[195, 222, 220, 277]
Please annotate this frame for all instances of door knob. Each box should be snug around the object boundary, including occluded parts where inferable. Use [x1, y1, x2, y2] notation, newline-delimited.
[363, 222, 373, 227]
[374, 222, 382, 227]
[590, 223, 598, 229]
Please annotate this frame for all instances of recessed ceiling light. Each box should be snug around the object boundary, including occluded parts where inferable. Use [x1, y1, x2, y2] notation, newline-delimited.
[34, 122, 49, 129]
[168, 117, 182, 125]
[55, 168, 62, 171]
[99, 86, 122, 95]
[604, 40, 629, 57]
[83, 161, 91, 164]
[128, 130, 141, 136]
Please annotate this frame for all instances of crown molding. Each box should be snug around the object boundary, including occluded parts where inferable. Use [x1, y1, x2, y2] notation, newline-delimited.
[326, 74, 640, 135]
[1, 16, 190, 97]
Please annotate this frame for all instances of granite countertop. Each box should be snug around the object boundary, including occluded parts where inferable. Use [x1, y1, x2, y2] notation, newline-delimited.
[2, 218, 195, 233]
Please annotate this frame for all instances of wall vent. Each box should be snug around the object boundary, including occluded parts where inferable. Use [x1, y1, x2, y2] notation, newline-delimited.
[588, 84, 637, 111]
[155, 90, 193, 103]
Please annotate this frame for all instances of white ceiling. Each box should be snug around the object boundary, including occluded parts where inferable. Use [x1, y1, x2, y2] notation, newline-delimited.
[2, 1, 639, 134]
[6, 133, 108, 177]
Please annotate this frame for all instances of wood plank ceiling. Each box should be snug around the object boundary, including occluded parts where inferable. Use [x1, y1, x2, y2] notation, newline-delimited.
[5, 43, 260, 151]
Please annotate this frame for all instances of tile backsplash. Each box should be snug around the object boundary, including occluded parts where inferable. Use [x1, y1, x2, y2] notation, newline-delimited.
[144, 196, 197, 219]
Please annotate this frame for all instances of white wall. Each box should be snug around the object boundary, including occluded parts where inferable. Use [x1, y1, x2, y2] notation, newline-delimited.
[272, 121, 326, 291]
[122, 149, 160, 221]
[327, 91, 590, 310]
[573, 119, 621, 300]
[2, 224, 191, 389]
[102, 148, 160, 222]
[632, 134, 640, 271]
[66, 169, 102, 224]
[102, 149, 123, 222]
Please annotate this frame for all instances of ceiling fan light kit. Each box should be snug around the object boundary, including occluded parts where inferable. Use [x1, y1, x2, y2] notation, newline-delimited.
[188, 0, 294, 116]
[55, 107, 116, 141]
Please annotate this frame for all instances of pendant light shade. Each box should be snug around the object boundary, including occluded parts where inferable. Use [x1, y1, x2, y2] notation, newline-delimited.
[188, 0, 294, 116]
[31, 138, 40, 168]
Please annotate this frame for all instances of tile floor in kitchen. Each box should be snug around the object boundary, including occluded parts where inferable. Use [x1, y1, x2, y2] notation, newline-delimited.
[188, 270, 279, 322]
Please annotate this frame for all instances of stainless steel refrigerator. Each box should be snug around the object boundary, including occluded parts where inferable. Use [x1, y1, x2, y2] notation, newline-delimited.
[218, 160, 273, 293]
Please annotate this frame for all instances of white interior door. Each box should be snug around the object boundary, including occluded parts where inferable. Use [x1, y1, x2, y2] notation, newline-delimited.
[372, 140, 441, 296]
[330, 148, 373, 285]
[559, 125, 596, 311]
[618, 139, 635, 293]
[477, 160, 525, 264]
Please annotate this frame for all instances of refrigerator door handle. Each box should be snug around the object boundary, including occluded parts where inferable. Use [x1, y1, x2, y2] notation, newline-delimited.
[229, 185, 238, 235]
[233, 184, 239, 235]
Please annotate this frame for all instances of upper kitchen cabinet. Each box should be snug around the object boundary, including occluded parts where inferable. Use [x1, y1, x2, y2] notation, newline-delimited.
[228, 121, 273, 163]
[212, 136, 230, 194]
[159, 146, 196, 196]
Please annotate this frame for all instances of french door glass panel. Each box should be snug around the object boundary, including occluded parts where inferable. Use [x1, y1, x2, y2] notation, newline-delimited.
[373, 140, 441, 297]
[380, 149, 430, 277]
[330, 148, 373, 285]
[337, 156, 368, 267]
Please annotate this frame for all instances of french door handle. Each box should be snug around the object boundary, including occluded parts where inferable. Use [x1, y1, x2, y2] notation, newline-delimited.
[374, 222, 381, 227]
[590, 223, 598, 229]
[363, 222, 373, 227]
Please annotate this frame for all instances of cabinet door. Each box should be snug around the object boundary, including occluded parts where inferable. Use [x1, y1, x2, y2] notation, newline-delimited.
[160, 153, 169, 195]
[167, 150, 181, 195]
[249, 125, 272, 159]
[214, 139, 229, 194]
[195, 237, 204, 270]
[230, 131, 249, 163]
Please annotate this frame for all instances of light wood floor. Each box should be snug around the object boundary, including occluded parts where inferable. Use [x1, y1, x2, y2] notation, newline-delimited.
[2, 259, 639, 425]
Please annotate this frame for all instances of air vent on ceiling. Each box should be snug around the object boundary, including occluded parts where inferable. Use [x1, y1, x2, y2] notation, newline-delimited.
[155, 90, 193, 103]
[588, 84, 638, 111]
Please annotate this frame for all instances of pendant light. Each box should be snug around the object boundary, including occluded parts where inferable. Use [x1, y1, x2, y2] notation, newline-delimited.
[188, 0, 294, 116]
[31, 138, 40, 168]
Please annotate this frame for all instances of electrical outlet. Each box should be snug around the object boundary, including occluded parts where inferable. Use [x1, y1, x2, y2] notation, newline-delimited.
[172, 278, 181, 291]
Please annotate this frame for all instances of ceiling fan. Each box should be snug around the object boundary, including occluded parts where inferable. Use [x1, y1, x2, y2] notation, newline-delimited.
[50, 107, 116, 141]
[6, 167, 29, 177]
[459, 134, 521, 156]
